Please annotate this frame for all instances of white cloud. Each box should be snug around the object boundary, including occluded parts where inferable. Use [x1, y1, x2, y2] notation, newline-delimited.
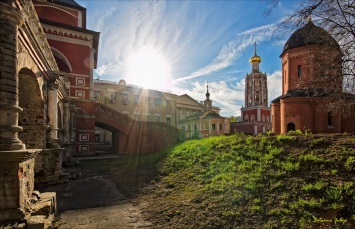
[175, 23, 277, 82]
[267, 70, 282, 103]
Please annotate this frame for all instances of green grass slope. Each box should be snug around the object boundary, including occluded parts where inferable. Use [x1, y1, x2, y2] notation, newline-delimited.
[140, 133, 355, 228]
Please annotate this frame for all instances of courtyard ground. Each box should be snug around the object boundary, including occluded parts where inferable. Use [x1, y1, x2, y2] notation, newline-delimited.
[39, 153, 156, 229]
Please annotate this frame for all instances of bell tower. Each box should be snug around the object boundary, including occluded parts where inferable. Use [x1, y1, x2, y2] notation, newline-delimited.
[233, 43, 271, 135]
[244, 42, 268, 107]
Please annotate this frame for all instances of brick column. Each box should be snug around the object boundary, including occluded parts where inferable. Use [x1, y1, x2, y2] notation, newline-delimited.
[63, 99, 70, 144]
[0, 3, 25, 151]
[47, 83, 60, 148]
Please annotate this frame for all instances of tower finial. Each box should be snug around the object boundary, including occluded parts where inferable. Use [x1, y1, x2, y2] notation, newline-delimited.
[254, 42, 257, 55]
[308, 16, 312, 22]
[206, 80, 210, 99]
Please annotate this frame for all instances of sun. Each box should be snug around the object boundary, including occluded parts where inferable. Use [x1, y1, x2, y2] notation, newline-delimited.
[126, 46, 172, 90]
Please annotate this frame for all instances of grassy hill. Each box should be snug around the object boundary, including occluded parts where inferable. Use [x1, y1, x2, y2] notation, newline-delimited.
[136, 133, 355, 228]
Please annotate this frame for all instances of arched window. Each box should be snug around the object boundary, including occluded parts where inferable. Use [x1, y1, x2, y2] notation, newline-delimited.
[287, 123, 296, 132]
[328, 112, 332, 126]
[266, 115, 270, 123]
[297, 65, 302, 79]
[245, 114, 249, 121]
[251, 115, 255, 121]
[262, 115, 265, 122]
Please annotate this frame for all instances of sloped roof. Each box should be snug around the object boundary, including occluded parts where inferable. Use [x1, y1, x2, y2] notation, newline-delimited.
[176, 94, 203, 107]
[271, 88, 355, 103]
[181, 110, 224, 122]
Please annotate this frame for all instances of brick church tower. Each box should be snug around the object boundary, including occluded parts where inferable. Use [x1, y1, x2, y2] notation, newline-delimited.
[271, 18, 355, 134]
[231, 43, 271, 135]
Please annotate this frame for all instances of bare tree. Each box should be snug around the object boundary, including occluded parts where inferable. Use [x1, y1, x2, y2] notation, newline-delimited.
[265, 0, 355, 114]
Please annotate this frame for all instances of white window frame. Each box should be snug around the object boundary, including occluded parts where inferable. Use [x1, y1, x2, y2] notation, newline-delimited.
[76, 90, 85, 98]
[79, 134, 89, 141]
[79, 145, 89, 152]
[76, 77, 85, 86]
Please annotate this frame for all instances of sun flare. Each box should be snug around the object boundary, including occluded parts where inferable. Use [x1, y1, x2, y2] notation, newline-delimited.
[126, 46, 172, 90]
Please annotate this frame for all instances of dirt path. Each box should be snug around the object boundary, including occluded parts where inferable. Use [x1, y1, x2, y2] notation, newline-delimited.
[39, 157, 154, 229]
[55, 202, 152, 229]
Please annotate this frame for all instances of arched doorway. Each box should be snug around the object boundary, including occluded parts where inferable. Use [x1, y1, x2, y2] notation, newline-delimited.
[287, 122, 296, 132]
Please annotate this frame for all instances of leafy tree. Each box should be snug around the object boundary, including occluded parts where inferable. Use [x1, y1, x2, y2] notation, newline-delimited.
[230, 116, 239, 123]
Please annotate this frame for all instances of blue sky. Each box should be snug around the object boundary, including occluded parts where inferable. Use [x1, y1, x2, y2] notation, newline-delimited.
[77, 0, 301, 117]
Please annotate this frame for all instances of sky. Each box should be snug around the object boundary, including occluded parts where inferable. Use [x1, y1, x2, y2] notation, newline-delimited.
[77, 0, 302, 117]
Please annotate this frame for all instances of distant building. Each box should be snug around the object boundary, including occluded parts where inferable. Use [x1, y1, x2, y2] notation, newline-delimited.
[231, 43, 271, 135]
[271, 19, 355, 134]
[93, 79, 224, 143]
[180, 84, 230, 138]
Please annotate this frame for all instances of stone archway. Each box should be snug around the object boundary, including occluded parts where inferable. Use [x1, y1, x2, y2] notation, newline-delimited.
[287, 122, 296, 132]
[18, 68, 47, 150]
[18, 68, 52, 179]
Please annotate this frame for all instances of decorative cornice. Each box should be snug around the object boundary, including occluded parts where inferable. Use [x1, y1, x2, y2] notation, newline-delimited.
[0, 149, 41, 162]
[42, 24, 92, 47]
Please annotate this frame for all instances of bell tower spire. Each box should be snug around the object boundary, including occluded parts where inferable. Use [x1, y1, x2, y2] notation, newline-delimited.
[204, 81, 212, 111]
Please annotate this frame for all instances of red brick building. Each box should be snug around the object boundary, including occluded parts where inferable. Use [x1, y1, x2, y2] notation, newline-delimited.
[231, 43, 271, 135]
[271, 19, 355, 134]
[33, 0, 100, 155]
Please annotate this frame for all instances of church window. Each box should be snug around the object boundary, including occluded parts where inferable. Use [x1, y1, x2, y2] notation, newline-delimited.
[122, 92, 129, 105]
[262, 115, 265, 122]
[255, 93, 259, 102]
[155, 97, 161, 106]
[266, 115, 270, 123]
[328, 112, 332, 126]
[212, 124, 216, 130]
[245, 114, 249, 121]
[298, 65, 302, 79]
